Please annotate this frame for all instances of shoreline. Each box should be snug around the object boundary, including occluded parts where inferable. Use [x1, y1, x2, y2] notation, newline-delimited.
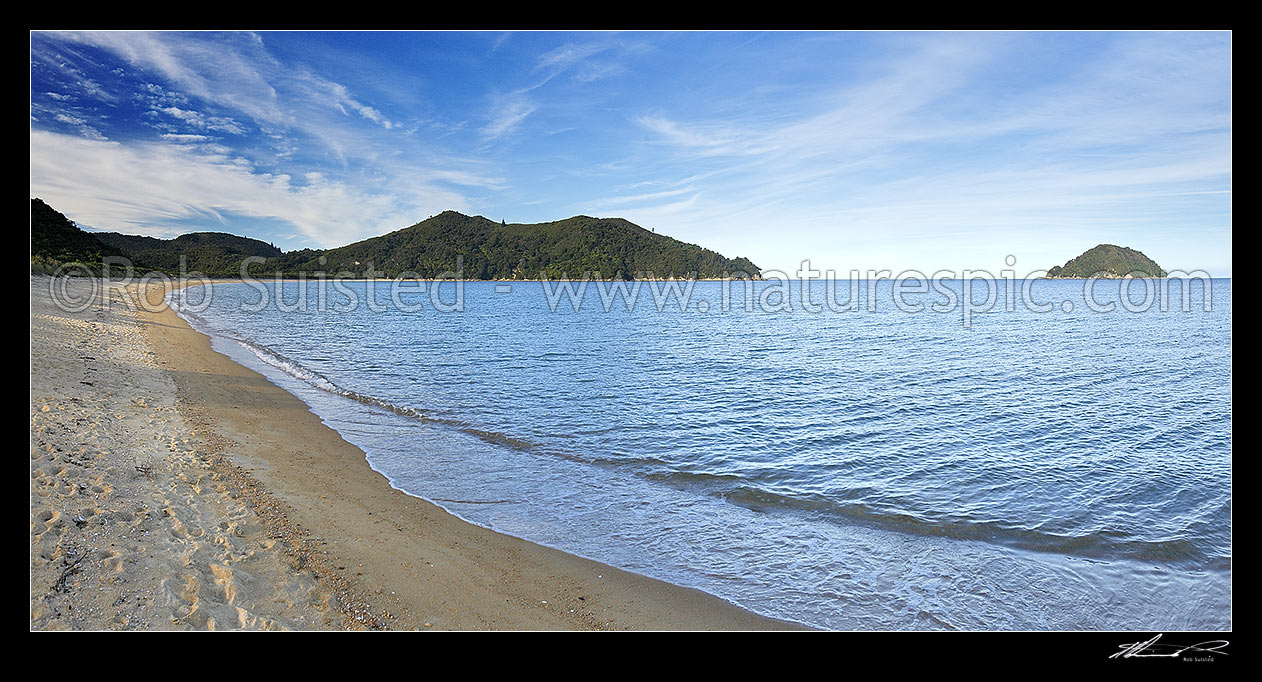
[32, 276, 800, 630]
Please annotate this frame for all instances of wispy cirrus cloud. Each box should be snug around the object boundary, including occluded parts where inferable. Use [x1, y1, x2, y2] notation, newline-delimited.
[478, 36, 647, 143]
[476, 42, 610, 142]
[480, 92, 536, 142]
[533, 38, 643, 86]
[30, 31, 503, 247]
[292, 67, 397, 130]
[618, 33, 1230, 273]
[49, 31, 398, 159]
[597, 186, 697, 206]
[30, 40, 119, 103]
[54, 31, 288, 125]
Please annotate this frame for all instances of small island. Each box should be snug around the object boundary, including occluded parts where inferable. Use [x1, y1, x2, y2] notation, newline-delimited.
[1045, 244, 1167, 279]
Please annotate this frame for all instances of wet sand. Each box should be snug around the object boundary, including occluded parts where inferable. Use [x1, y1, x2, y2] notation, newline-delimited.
[30, 276, 800, 630]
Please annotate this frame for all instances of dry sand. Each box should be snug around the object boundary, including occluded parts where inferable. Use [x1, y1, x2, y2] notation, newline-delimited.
[30, 276, 801, 630]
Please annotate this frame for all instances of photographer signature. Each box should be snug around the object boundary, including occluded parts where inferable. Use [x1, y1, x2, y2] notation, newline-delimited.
[1110, 634, 1229, 660]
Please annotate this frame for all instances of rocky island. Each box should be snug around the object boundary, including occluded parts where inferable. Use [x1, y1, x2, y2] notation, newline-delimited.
[1046, 244, 1167, 279]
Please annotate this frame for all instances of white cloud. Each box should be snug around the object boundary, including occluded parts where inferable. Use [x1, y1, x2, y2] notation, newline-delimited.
[481, 93, 535, 141]
[477, 39, 636, 142]
[30, 41, 118, 103]
[535, 42, 608, 77]
[157, 106, 247, 135]
[525, 39, 640, 92]
[58, 31, 288, 126]
[30, 130, 469, 247]
[623, 33, 1230, 274]
[51, 112, 107, 140]
[306, 75, 396, 130]
[160, 133, 211, 142]
[51, 31, 396, 161]
[588, 186, 696, 208]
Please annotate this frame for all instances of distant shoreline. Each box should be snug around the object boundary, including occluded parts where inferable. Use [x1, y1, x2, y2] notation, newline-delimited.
[43, 272, 1231, 282]
[1038, 275, 1171, 280]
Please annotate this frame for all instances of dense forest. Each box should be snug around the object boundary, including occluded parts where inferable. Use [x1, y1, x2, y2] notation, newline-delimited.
[271, 211, 760, 280]
[30, 198, 125, 274]
[31, 200, 760, 280]
[31, 199, 282, 277]
[1047, 244, 1167, 278]
[92, 232, 283, 277]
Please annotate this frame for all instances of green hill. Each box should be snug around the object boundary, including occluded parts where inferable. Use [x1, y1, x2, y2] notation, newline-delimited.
[1047, 244, 1166, 278]
[31, 198, 282, 277]
[269, 211, 760, 280]
[92, 231, 282, 277]
[31, 201, 760, 280]
[30, 198, 124, 273]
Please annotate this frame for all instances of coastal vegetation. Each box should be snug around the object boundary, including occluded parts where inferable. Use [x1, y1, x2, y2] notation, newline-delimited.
[1046, 244, 1167, 278]
[93, 231, 282, 276]
[272, 211, 760, 280]
[31, 198, 280, 277]
[31, 200, 760, 280]
[30, 198, 125, 274]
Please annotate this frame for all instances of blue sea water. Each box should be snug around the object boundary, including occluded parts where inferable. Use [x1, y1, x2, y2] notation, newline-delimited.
[172, 277, 1231, 630]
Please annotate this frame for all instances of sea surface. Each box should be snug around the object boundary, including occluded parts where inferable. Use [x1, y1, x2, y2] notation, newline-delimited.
[171, 277, 1231, 630]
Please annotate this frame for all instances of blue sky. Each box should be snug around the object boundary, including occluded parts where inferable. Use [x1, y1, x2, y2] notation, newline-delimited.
[30, 31, 1232, 275]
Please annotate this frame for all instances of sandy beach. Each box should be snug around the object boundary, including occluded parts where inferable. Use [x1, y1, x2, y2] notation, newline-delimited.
[30, 275, 798, 631]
